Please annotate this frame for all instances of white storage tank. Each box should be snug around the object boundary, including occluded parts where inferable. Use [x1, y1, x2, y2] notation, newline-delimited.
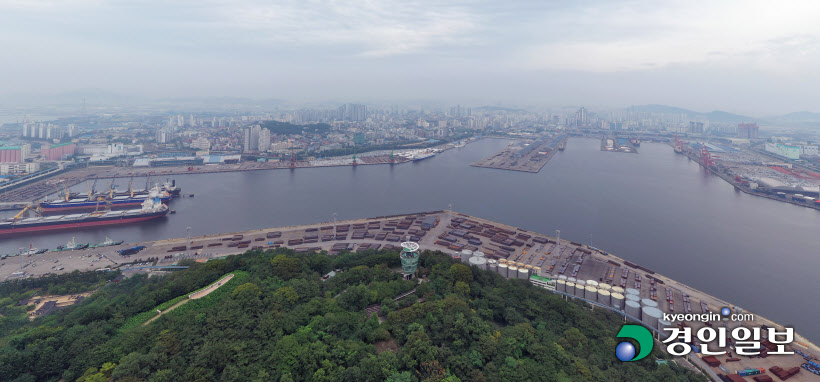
[460, 250, 473, 264]
[584, 286, 598, 301]
[518, 267, 529, 280]
[558, 275, 568, 281]
[641, 298, 658, 308]
[508, 266, 518, 279]
[498, 263, 509, 278]
[469, 256, 487, 270]
[598, 283, 612, 292]
[586, 280, 599, 288]
[567, 277, 577, 283]
[626, 294, 640, 303]
[473, 251, 485, 258]
[556, 279, 566, 293]
[598, 289, 611, 305]
[625, 300, 642, 320]
[566, 282, 576, 296]
[574, 281, 585, 297]
[612, 286, 625, 295]
[642, 306, 662, 330]
[625, 288, 640, 296]
[611, 293, 625, 310]
[487, 259, 498, 273]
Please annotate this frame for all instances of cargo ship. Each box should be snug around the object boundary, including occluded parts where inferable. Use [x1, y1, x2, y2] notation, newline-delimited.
[1, 198, 169, 236]
[558, 141, 566, 151]
[630, 137, 641, 146]
[64, 179, 180, 199]
[412, 151, 436, 161]
[40, 185, 172, 213]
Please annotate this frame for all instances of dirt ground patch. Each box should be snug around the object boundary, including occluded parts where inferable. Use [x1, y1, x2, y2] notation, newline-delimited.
[375, 338, 400, 353]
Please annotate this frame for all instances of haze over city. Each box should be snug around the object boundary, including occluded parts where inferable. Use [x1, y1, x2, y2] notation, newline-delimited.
[3, 0, 820, 115]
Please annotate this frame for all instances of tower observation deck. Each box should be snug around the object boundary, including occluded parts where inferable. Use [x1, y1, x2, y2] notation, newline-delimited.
[400, 241, 420, 279]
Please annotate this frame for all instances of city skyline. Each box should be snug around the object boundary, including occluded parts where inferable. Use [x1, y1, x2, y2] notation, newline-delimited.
[3, 1, 820, 115]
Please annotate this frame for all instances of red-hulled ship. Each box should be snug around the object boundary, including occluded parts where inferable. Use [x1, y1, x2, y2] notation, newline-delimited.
[0, 198, 168, 236]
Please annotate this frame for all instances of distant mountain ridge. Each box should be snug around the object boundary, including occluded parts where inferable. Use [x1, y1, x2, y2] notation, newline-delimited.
[624, 104, 759, 123]
[766, 111, 820, 123]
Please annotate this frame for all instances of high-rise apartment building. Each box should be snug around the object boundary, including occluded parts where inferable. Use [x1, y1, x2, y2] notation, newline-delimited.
[737, 123, 759, 139]
[244, 125, 262, 152]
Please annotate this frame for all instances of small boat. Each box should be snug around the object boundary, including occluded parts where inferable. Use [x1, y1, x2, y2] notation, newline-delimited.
[89, 236, 124, 248]
[53, 238, 90, 252]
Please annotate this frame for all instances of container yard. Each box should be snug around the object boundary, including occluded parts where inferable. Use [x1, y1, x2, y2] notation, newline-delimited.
[675, 139, 820, 211]
[471, 134, 567, 173]
[2, 209, 819, 381]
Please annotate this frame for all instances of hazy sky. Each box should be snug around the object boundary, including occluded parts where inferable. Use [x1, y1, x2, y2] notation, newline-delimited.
[2, 0, 820, 114]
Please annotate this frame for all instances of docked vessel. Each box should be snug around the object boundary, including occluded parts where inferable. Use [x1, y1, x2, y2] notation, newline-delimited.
[64, 179, 180, 200]
[412, 151, 436, 161]
[89, 236, 124, 248]
[53, 238, 89, 252]
[40, 184, 171, 213]
[1, 198, 169, 236]
[630, 137, 641, 146]
[558, 141, 566, 151]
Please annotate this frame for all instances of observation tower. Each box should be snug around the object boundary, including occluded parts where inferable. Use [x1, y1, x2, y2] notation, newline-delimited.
[400, 241, 420, 280]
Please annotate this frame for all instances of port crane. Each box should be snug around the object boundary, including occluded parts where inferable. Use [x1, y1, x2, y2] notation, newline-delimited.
[673, 133, 685, 153]
[13, 204, 41, 220]
[699, 145, 715, 168]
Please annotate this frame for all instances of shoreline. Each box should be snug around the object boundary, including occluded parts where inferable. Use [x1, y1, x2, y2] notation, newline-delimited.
[674, 143, 820, 211]
[3, 209, 817, 357]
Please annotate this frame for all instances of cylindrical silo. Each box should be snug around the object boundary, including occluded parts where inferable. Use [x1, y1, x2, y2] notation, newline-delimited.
[585, 286, 598, 301]
[611, 293, 625, 310]
[586, 280, 599, 288]
[497, 263, 509, 278]
[558, 275, 568, 281]
[566, 282, 576, 296]
[574, 282, 585, 297]
[625, 300, 641, 320]
[575, 280, 586, 296]
[508, 266, 518, 279]
[612, 286, 625, 295]
[625, 288, 640, 296]
[460, 249, 473, 264]
[487, 259, 498, 273]
[626, 294, 640, 303]
[657, 319, 672, 340]
[518, 267, 529, 280]
[641, 298, 658, 308]
[469, 256, 487, 270]
[641, 306, 662, 330]
[567, 277, 577, 283]
[598, 289, 611, 305]
[598, 283, 612, 292]
[556, 279, 566, 293]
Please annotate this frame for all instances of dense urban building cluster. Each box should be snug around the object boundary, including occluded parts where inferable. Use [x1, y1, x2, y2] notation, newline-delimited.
[0, 103, 818, 185]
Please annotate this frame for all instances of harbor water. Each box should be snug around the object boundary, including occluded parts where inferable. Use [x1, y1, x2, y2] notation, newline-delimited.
[2, 137, 820, 341]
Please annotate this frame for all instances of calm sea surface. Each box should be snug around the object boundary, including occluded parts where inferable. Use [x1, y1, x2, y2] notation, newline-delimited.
[3, 137, 819, 341]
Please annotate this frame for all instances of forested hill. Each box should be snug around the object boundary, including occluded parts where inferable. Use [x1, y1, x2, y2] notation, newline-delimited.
[0, 249, 706, 382]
